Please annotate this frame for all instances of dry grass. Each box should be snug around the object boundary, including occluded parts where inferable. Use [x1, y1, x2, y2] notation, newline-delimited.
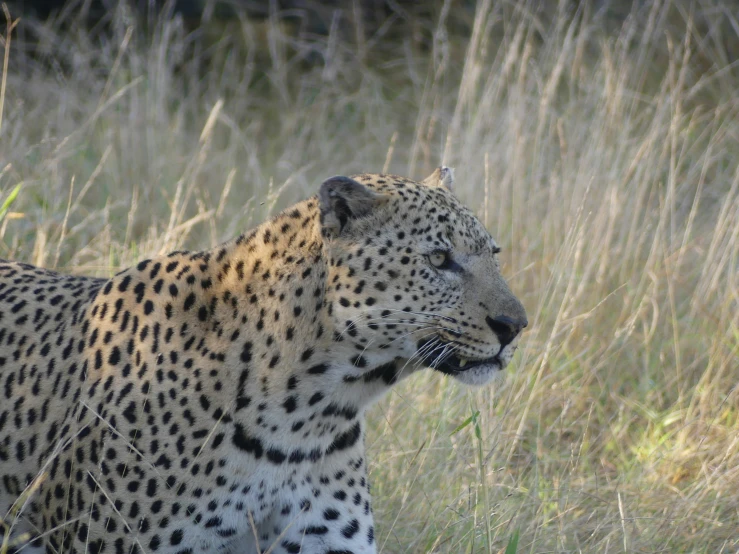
[1, 0, 738, 552]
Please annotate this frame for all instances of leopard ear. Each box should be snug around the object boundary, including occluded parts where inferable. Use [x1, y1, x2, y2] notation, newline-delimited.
[422, 166, 454, 189]
[319, 176, 388, 238]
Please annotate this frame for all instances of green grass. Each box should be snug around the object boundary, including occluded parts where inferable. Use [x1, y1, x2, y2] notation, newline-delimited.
[2, 0, 739, 552]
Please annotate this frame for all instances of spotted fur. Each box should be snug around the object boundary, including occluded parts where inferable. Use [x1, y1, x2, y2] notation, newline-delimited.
[0, 168, 527, 553]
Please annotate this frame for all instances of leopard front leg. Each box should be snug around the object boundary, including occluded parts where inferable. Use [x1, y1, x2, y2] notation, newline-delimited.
[254, 457, 376, 554]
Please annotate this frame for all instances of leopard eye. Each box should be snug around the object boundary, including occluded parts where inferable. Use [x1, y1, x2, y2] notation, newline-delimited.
[428, 251, 450, 269]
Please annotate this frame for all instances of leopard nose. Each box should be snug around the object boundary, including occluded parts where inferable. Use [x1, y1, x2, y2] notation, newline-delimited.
[485, 315, 527, 348]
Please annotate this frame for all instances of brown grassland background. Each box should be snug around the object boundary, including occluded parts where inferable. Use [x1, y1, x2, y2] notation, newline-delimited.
[1, 0, 739, 552]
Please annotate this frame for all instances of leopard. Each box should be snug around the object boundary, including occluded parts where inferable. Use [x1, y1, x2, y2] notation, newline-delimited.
[0, 167, 527, 554]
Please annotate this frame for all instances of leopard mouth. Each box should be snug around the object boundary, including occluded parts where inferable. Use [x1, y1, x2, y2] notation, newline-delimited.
[433, 353, 504, 375]
[416, 339, 505, 375]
